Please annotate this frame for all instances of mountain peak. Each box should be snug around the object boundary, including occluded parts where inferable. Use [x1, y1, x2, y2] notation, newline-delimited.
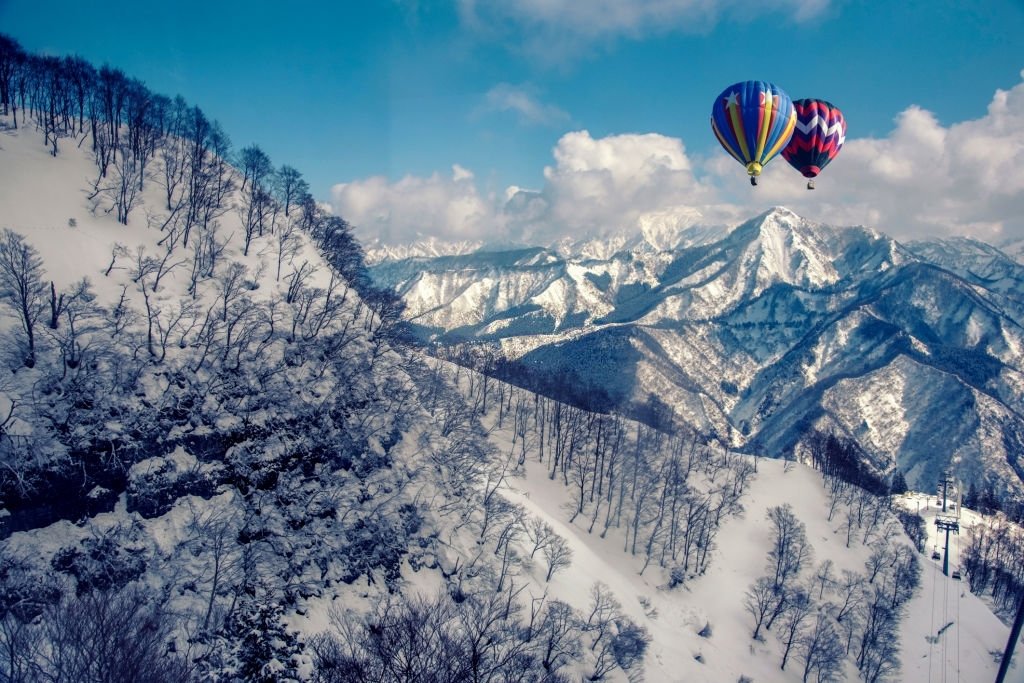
[761, 205, 801, 221]
[750, 206, 812, 236]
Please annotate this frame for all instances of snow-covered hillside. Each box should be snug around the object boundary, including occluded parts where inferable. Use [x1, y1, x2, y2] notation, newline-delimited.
[508, 457, 1008, 682]
[460, 375, 1015, 682]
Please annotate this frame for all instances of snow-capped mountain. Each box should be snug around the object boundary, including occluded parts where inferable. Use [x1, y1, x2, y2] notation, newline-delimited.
[369, 208, 1024, 500]
[363, 235, 487, 265]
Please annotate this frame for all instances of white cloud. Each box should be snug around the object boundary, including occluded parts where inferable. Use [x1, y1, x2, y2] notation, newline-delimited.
[331, 165, 500, 244]
[333, 130, 720, 246]
[532, 130, 717, 241]
[724, 73, 1024, 243]
[458, 0, 831, 61]
[452, 164, 475, 181]
[479, 83, 570, 125]
[334, 73, 1024, 248]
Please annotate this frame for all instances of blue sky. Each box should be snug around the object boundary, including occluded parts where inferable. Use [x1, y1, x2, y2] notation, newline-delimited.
[4, 0, 1024, 246]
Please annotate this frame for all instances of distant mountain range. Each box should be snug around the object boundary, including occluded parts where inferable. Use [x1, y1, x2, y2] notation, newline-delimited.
[368, 207, 1024, 500]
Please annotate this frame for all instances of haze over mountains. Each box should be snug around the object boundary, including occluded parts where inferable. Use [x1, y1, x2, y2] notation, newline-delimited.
[369, 208, 1024, 501]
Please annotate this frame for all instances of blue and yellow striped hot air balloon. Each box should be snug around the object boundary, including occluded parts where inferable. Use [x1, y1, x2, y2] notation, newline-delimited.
[711, 81, 797, 186]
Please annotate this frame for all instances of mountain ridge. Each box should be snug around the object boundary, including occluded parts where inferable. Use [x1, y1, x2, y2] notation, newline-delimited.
[369, 208, 1024, 502]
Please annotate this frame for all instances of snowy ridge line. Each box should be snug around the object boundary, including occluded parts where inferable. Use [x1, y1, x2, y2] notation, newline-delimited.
[371, 206, 1024, 508]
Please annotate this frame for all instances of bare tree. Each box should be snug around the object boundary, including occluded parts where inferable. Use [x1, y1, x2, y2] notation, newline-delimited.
[0, 609, 43, 683]
[238, 144, 272, 195]
[591, 614, 649, 681]
[181, 502, 243, 634]
[275, 165, 308, 219]
[311, 587, 582, 682]
[274, 218, 302, 281]
[45, 278, 100, 373]
[525, 518, 557, 560]
[844, 509, 858, 548]
[238, 185, 274, 255]
[37, 586, 188, 682]
[797, 610, 845, 683]
[887, 545, 920, 609]
[766, 504, 813, 590]
[745, 576, 782, 640]
[779, 588, 814, 671]
[863, 545, 893, 585]
[855, 587, 902, 681]
[285, 260, 317, 305]
[0, 558, 58, 682]
[149, 240, 185, 292]
[543, 535, 573, 582]
[814, 559, 836, 600]
[536, 599, 580, 673]
[493, 505, 526, 592]
[104, 242, 128, 277]
[111, 142, 143, 224]
[151, 300, 194, 363]
[583, 581, 621, 649]
[216, 262, 249, 322]
[831, 570, 866, 624]
[0, 36, 26, 121]
[0, 229, 47, 367]
[157, 96, 189, 211]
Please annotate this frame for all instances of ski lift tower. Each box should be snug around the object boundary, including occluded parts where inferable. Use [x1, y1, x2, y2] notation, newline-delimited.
[934, 471, 960, 577]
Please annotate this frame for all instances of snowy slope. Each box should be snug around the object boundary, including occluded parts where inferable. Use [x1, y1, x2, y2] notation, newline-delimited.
[470, 389, 1014, 683]
[0, 124, 338, 320]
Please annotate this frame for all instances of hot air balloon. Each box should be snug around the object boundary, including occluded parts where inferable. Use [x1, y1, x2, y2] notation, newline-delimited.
[782, 99, 846, 190]
[710, 81, 797, 186]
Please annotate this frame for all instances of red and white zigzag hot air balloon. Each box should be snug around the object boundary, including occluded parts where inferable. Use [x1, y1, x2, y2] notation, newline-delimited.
[781, 99, 846, 190]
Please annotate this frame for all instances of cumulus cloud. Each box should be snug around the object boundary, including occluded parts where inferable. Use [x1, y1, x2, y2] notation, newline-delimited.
[332, 130, 720, 246]
[478, 83, 570, 125]
[331, 166, 500, 244]
[530, 130, 718, 241]
[725, 71, 1024, 243]
[334, 72, 1024, 248]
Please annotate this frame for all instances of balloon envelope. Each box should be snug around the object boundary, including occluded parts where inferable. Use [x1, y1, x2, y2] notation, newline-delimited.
[782, 99, 847, 179]
[710, 81, 797, 178]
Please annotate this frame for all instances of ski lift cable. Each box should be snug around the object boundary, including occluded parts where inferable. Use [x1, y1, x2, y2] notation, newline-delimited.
[943, 562, 950, 683]
[954, 527, 961, 683]
[929, 543, 939, 683]
[949, 481, 962, 683]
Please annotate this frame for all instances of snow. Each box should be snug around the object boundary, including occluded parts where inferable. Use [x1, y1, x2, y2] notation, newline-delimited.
[853, 368, 909, 455]
[128, 445, 208, 479]
[472, 393, 1013, 682]
[897, 492, 1022, 681]
[0, 125, 338, 311]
